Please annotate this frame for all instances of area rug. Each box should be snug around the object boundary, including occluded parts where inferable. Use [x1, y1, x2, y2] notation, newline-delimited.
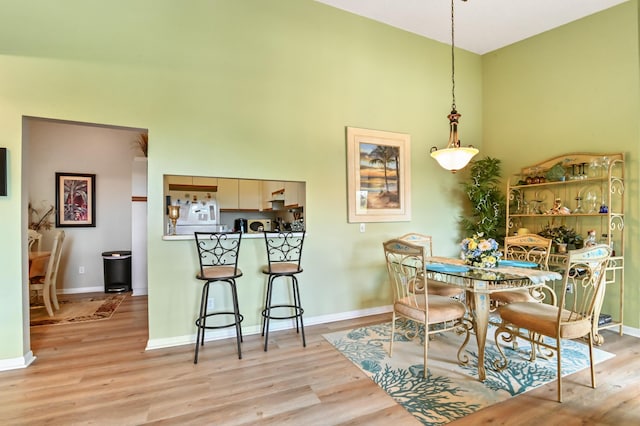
[30, 294, 126, 326]
[323, 321, 614, 425]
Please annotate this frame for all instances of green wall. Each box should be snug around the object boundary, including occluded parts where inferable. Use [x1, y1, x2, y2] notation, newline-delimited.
[1, 0, 637, 364]
[482, 1, 640, 327]
[0, 0, 481, 360]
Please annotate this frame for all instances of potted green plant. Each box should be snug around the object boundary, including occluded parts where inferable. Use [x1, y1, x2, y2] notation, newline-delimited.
[538, 224, 583, 253]
[460, 157, 506, 244]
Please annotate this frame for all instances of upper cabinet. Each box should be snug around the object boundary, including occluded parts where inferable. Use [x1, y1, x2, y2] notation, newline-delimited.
[217, 178, 239, 210]
[262, 180, 284, 210]
[238, 179, 261, 211]
[166, 175, 305, 213]
[284, 181, 305, 208]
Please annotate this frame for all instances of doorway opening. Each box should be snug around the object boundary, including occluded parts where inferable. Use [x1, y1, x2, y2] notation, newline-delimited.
[24, 116, 148, 348]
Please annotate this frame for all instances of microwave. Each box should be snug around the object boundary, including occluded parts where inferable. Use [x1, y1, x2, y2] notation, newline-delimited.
[247, 219, 272, 234]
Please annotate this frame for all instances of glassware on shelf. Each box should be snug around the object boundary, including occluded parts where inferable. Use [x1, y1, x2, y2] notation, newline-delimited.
[585, 191, 598, 213]
[589, 158, 602, 177]
[601, 156, 610, 176]
[530, 200, 545, 215]
[573, 195, 585, 214]
[581, 162, 589, 179]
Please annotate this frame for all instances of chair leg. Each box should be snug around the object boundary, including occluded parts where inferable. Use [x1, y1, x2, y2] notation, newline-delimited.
[292, 276, 305, 347]
[42, 282, 54, 317]
[588, 332, 596, 389]
[423, 323, 429, 378]
[263, 275, 275, 351]
[557, 338, 563, 403]
[229, 279, 243, 359]
[194, 282, 210, 364]
[51, 282, 60, 311]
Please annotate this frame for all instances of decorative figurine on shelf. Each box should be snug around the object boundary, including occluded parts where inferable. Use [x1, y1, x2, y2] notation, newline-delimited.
[548, 197, 571, 215]
[585, 229, 597, 247]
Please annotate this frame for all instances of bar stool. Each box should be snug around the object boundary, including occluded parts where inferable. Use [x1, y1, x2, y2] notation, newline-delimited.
[261, 230, 306, 351]
[193, 232, 243, 363]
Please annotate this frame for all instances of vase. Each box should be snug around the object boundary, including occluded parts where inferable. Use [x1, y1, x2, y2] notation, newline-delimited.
[465, 255, 498, 268]
[556, 243, 568, 254]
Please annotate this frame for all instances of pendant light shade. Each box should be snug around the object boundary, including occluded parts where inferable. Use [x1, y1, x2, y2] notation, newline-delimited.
[430, 108, 478, 172]
[430, 0, 478, 173]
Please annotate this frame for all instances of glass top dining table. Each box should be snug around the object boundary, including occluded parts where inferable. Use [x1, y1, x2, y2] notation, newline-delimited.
[424, 256, 562, 381]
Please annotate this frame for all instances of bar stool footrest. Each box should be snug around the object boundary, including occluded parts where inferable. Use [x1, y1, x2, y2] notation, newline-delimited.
[262, 304, 304, 320]
[196, 311, 244, 330]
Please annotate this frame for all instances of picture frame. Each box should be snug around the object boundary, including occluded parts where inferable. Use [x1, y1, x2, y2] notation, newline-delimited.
[55, 172, 96, 227]
[346, 127, 411, 223]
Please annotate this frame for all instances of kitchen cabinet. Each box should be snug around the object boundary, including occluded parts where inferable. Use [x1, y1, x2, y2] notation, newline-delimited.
[284, 181, 305, 208]
[216, 178, 239, 210]
[238, 179, 261, 210]
[192, 176, 218, 186]
[217, 178, 261, 211]
[506, 152, 624, 344]
[262, 181, 284, 210]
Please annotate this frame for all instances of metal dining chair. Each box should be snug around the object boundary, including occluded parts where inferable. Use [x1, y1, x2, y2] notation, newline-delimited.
[494, 244, 612, 402]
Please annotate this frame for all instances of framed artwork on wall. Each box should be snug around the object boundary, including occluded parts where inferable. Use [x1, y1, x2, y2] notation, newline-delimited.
[346, 127, 411, 223]
[55, 172, 96, 227]
[0, 147, 6, 196]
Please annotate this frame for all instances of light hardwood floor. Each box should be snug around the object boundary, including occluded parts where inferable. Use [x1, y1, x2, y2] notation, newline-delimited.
[2, 293, 639, 425]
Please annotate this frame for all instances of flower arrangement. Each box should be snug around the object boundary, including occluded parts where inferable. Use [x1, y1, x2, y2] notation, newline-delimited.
[28, 202, 54, 231]
[461, 233, 502, 268]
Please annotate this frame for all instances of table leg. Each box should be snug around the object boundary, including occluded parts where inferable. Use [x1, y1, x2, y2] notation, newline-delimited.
[467, 288, 490, 381]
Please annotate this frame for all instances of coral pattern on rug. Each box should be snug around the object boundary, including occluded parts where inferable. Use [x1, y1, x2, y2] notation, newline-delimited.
[30, 295, 126, 326]
[323, 321, 614, 426]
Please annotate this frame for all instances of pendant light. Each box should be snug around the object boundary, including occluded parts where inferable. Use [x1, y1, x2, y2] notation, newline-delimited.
[430, 0, 478, 173]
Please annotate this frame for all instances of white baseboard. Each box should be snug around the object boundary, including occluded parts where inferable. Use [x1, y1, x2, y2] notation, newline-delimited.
[146, 305, 393, 351]
[0, 351, 36, 372]
[623, 325, 640, 338]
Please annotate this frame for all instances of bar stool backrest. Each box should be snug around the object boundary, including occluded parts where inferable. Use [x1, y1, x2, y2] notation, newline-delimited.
[194, 232, 242, 279]
[263, 231, 305, 274]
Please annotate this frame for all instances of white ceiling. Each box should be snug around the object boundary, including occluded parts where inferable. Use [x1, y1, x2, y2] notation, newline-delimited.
[314, 0, 629, 54]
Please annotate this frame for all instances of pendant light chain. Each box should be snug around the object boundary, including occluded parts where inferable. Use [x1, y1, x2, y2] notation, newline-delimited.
[451, 0, 457, 112]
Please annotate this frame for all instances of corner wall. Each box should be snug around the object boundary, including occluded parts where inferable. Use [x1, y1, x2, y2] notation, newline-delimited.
[482, 1, 640, 327]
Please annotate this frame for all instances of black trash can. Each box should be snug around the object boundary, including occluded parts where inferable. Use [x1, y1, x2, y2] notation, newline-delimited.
[102, 250, 132, 293]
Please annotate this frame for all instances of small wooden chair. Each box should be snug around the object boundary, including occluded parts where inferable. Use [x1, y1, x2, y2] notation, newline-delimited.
[27, 229, 42, 252]
[29, 230, 65, 316]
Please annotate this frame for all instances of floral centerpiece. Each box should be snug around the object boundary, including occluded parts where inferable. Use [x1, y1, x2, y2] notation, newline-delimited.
[461, 233, 502, 268]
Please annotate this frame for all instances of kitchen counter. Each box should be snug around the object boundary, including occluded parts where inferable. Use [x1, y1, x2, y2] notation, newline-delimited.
[162, 232, 267, 241]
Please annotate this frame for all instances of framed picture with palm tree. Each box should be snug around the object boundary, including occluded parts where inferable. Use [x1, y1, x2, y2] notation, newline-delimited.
[346, 127, 411, 222]
[55, 172, 96, 227]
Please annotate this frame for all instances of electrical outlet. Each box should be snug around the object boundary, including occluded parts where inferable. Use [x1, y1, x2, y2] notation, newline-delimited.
[79, 266, 85, 274]
[359, 223, 366, 233]
[566, 283, 573, 294]
[207, 298, 214, 310]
